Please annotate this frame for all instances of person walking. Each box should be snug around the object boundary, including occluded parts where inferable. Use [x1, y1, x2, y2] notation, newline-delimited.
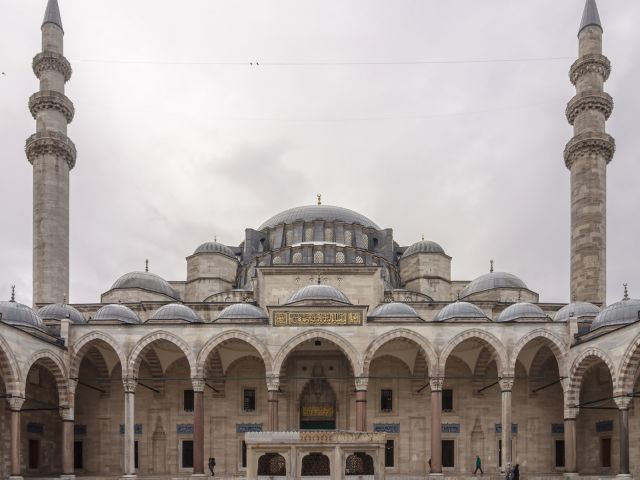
[512, 464, 520, 480]
[473, 455, 483, 475]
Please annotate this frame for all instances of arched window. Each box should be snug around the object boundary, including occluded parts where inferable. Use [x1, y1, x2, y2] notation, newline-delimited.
[314, 251, 324, 264]
[325, 228, 334, 242]
[273, 256, 282, 265]
[305, 227, 314, 242]
[336, 252, 345, 264]
[302, 453, 330, 476]
[355, 256, 364, 264]
[344, 230, 352, 246]
[286, 230, 293, 246]
[258, 453, 286, 476]
[292, 252, 302, 264]
[358, 233, 368, 249]
[345, 452, 374, 475]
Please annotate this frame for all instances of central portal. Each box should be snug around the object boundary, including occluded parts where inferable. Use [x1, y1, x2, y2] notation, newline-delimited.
[299, 365, 336, 430]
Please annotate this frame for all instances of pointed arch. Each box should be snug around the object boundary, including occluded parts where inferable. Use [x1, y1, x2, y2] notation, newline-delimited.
[24, 349, 70, 406]
[70, 331, 127, 380]
[439, 329, 507, 376]
[0, 335, 22, 395]
[128, 331, 197, 379]
[616, 331, 640, 394]
[566, 347, 616, 407]
[272, 329, 360, 377]
[509, 329, 568, 376]
[197, 330, 273, 378]
[362, 329, 437, 377]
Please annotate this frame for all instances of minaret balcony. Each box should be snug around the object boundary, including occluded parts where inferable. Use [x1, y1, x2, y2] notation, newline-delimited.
[569, 53, 611, 85]
[564, 131, 615, 169]
[566, 90, 613, 125]
[32, 51, 72, 82]
[29, 90, 75, 123]
[25, 130, 77, 169]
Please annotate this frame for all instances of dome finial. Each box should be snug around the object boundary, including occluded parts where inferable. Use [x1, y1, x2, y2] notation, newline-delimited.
[518, 289, 522, 303]
[317, 193, 322, 205]
[10, 285, 15, 302]
[214, 235, 217, 243]
[63, 293, 67, 305]
[145, 259, 149, 273]
[490, 259, 494, 273]
[623, 283, 629, 301]
[422, 234, 425, 241]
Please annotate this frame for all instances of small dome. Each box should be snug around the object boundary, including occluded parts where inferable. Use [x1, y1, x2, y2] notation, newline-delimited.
[193, 241, 236, 258]
[403, 240, 445, 257]
[38, 303, 85, 324]
[111, 271, 180, 300]
[217, 303, 268, 321]
[460, 272, 528, 298]
[369, 302, 420, 318]
[554, 302, 601, 322]
[496, 302, 548, 323]
[286, 284, 351, 305]
[433, 302, 488, 322]
[93, 304, 141, 324]
[0, 301, 45, 331]
[150, 304, 202, 323]
[259, 205, 379, 230]
[591, 298, 640, 331]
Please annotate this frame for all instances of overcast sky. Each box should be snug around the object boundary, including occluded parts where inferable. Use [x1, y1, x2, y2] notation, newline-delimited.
[1, 0, 639, 306]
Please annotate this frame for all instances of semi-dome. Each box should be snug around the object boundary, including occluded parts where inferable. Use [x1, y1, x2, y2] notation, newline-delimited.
[496, 302, 548, 323]
[217, 303, 268, 321]
[111, 271, 180, 300]
[369, 302, 420, 318]
[259, 205, 379, 230]
[591, 298, 640, 331]
[460, 272, 528, 298]
[93, 304, 141, 324]
[38, 303, 85, 324]
[554, 302, 601, 322]
[193, 241, 236, 258]
[149, 304, 202, 323]
[286, 284, 351, 305]
[0, 300, 46, 331]
[403, 240, 445, 257]
[433, 301, 488, 322]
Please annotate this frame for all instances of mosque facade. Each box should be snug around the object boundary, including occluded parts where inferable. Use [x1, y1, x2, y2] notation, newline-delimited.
[1, 1, 639, 479]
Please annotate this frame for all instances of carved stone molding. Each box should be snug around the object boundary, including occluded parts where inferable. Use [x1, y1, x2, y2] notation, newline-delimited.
[32, 51, 72, 82]
[429, 377, 444, 392]
[499, 377, 515, 393]
[6, 397, 25, 411]
[614, 396, 633, 411]
[122, 377, 138, 394]
[29, 90, 75, 123]
[266, 374, 280, 392]
[566, 91, 613, 125]
[569, 54, 611, 86]
[564, 132, 615, 169]
[354, 377, 369, 391]
[564, 407, 579, 420]
[191, 377, 205, 393]
[60, 407, 75, 421]
[25, 130, 77, 169]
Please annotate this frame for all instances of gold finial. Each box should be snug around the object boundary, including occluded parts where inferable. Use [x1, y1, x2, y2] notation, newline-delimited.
[490, 259, 494, 273]
[10, 285, 15, 302]
[145, 259, 149, 273]
[422, 234, 425, 241]
[317, 193, 322, 206]
[623, 283, 629, 301]
[214, 235, 217, 243]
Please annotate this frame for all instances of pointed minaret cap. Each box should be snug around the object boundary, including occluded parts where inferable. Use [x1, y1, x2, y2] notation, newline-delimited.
[579, 0, 602, 35]
[42, 0, 63, 32]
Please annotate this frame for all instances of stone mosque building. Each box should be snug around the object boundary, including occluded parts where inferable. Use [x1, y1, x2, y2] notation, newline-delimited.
[1, 0, 639, 479]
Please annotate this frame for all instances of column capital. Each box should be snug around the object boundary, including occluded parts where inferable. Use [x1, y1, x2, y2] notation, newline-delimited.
[354, 376, 369, 391]
[564, 407, 580, 420]
[614, 396, 633, 411]
[266, 374, 280, 392]
[429, 377, 444, 392]
[499, 376, 515, 392]
[122, 377, 137, 393]
[60, 406, 74, 422]
[191, 377, 205, 393]
[6, 396, 25, 411]
[68, 377, 78, 396]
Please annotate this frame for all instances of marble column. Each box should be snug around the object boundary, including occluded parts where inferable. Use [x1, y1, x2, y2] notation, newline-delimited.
[614, 396, 632, 478]
[122, 377, 137, 479]
[499, 377, 515, 472]
[564, 408, 578, 476]
[8, 397, 25, 480]
[429, 377, 443, 476]
[267, 375, 280, 432]
[61, 406, 75, 479]
[355, 377, 368, 432]
[192, 378, 206, 476]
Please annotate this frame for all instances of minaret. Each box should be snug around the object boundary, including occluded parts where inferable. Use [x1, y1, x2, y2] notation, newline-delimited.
[25, 0, 76, 306]
[564, 0, 615, 305]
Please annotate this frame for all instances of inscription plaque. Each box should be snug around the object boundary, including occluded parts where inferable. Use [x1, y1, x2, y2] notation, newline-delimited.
[274, 311, 363, 327]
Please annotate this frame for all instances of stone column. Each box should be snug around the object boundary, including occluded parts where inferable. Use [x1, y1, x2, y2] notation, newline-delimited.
[61, 406, 75, 479]
[429, 377, 443, 476]
[192, 378, 206, 476]
[563, 407, 578, 477]
[614, 397, 632, 478]
[8, 397, 25, 480]
[499, 377, 515, 472]
[267, 375, 280, 432]
[355, 377, 368, 432]
[122, 377, 137, 479]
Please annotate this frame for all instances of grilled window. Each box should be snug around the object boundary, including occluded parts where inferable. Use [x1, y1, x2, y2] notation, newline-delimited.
[243, 389, 256, 412]
[381, 389, 393, 412]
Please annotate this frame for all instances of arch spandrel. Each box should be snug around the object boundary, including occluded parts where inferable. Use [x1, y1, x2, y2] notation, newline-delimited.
[361, 328, 438, 377]
[616, 331, 640, 394]
[70, 331, 127, 380]
[438, 328, 508, 377]
[566, 347, 616, 407]
[197, 330, 273, 378]
[127, 330, 197, 379]
[0, 335, 22, 396]
[24, 349, 70, 407]
[509, 329, 568, 377]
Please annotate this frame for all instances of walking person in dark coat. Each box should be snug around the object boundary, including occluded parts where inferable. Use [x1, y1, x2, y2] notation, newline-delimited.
[473, 455, 483, 475]
[512, 464, 520, 480]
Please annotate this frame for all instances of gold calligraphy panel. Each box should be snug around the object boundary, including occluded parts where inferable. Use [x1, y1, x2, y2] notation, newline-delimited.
[302, 405, 335, 418]
[273, 311, 362, 327]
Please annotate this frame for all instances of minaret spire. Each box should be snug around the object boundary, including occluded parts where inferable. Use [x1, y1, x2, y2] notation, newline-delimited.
[26, 0, 76, 306]
[565, 1, 614, 305]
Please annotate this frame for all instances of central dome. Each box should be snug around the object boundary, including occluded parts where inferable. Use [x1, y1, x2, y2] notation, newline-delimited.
[259, 205, 380, 230]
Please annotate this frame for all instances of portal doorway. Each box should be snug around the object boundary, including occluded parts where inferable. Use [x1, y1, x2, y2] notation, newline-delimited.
[299, 366, 336, 430]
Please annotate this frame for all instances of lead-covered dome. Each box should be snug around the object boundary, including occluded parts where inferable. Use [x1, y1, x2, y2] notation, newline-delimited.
[369, 302, 420, 318]
[460, 272, 527, 298]
[286, 284, 351, 305]
[193, 241, 236, 258]
[149, 304, 202, 323]
[0, 300, 46, 331]
[403, 240, 445, 257]
[259, 205, 379, 230]
[591, 298, 640, 331]
[554, 302, 601, 322]
[217, 303, 268, 321]
[496, 302, 548, 323]
[433, 302, 488, 322]
[93, 304, 141, 324]
[111, 271, 180, 300]
[38, 303, 85, 324]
